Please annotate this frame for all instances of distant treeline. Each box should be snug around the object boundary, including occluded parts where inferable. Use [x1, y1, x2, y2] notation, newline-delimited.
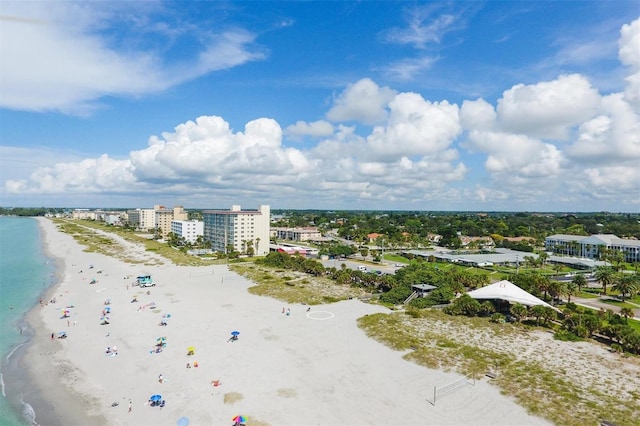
[272, 210, 640, 240]
[0, 207, 62, 216]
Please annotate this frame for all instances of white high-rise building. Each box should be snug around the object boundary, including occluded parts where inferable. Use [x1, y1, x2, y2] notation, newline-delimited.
[171, 220, 204, 244]
[202, 205, 270, 256]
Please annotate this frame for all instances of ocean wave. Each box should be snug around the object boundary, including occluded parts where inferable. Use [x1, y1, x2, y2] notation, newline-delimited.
[19, 395, 39, 426]
[6, 343, 25, 363]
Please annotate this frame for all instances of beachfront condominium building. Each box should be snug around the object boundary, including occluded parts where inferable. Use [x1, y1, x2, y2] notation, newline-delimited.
[171, 220, 204, 244]
[545, 234, 640, 263]
[126, 205, 188, 233]
[202, 205, 270, 256]
[155, 205, 188, 237]
[126, 208, 156, 231]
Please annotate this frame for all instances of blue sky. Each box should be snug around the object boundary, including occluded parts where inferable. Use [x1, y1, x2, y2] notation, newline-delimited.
[1, 1, 638, 211]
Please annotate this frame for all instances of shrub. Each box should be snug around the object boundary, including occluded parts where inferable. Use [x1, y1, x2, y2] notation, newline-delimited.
[554, 330, 583, 342]
[490, 313, 505, 323]
[409, 297, 433, 308]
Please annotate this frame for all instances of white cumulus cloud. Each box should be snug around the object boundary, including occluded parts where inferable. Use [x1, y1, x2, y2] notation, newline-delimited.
[618, 18, 640, 109]
[326, 78, 397, 125]
[497, 74, 601, 140]
[284, 120, 334, 140]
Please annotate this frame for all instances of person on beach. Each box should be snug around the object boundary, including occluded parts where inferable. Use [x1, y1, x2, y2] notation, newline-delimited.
[51, 333, 54, 340]
[128, 400, 132, 413]
[159, 374, 164, 384]
[286, 308, 291, 316]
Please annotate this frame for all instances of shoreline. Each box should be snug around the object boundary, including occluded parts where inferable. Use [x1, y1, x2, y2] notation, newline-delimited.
[21, 218, 550, 425]
[19, 218, 106, 425]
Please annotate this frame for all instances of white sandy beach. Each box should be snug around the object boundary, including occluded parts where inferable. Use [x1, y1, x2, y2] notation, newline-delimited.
[25, 218, 551, 426]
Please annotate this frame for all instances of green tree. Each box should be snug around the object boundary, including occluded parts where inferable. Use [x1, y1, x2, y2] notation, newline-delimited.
[530, 305, 546, 325]
[548, 280, 566, 303]
[535, 275, 551, 300]
[541, 306, 557, 325]
[613, 274, 638, 300]
[510, 303, 528, 322]
[571, 274, 587, 294]
[479, 301, 495, 317]
[594, 266, 615, 295]
[565, 280, 578, 303]
[360, 248, 369, 259]
[620, 307, 635, 323]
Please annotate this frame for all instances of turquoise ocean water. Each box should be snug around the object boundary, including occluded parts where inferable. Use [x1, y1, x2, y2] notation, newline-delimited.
[0, 217, 56, 425]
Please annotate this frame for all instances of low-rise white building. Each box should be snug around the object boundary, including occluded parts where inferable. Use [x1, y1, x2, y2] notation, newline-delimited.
[545, 234, 640, 263]
[271, 227, 322, 242]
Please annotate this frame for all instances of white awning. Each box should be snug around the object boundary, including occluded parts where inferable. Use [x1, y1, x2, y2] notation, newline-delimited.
[466, 280, 556, 310]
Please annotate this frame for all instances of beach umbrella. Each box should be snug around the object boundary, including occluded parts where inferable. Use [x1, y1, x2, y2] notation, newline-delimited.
[232, 415, 247, 424]
[157, 337, 166, 342]
[104, 307, 111, 313]
[187, 346, 195, 352]
[150, 394, 162, 402]
[231, 331, 240, 336]
[58, 331, 67, 336]
[176, 416, 189, 426]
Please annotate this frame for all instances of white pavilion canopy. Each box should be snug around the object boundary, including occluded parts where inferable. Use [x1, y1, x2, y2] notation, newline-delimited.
[466, 280, 557, 309]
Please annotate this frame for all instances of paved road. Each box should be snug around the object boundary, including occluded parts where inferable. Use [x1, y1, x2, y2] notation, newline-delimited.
[571, 296, 640, 320]
[319, 258, 402, 275]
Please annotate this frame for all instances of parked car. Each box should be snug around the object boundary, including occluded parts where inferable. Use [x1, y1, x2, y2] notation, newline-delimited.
[136, 275, 153, 287]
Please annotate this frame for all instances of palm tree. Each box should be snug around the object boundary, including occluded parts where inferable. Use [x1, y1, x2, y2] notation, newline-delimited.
[594, 266, 615, 295]
[571, 274, 587, 295]
[538, 251, 549, 268]
[510, 303, 528, 323]
[565, 280, 578, 303]
[619, 307, 635, 323]
[535, 275, 551, 300]
[612, 274, 638, 300]
[530, 305, 546, 325]
[548, 280, 566, 303]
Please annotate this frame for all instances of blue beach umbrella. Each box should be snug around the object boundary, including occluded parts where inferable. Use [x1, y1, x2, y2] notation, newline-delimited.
[231, 331, 240, 336]
[150, 394, 162, 402]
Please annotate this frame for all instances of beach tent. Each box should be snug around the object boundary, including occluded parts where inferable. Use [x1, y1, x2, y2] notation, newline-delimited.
[466, 280, 558, 310]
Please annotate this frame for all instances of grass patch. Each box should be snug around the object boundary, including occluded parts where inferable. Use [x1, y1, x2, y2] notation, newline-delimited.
[232, 263, 368, 305]
[357, 310, 639, 426]
[626, 318, 640, 333]
[600, 298, 638, 310]
[53, 219, 226, 266]
[577, 291, 600, 299]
